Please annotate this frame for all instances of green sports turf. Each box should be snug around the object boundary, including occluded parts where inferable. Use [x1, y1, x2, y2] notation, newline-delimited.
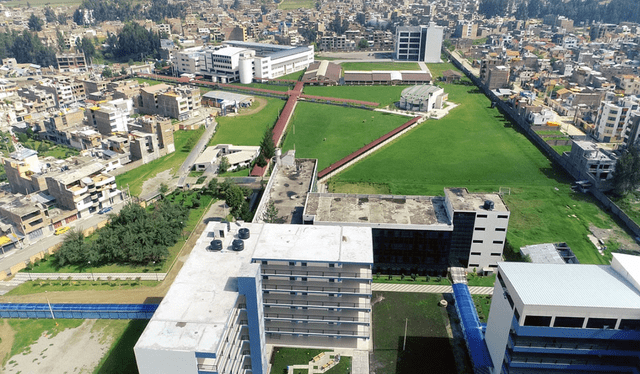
[302, 85, 408, 107]
[341, 62, 421, 71]
[329, 66, 626, 265]
[281, 102, 409, 170]
[210, 97, 286, 146]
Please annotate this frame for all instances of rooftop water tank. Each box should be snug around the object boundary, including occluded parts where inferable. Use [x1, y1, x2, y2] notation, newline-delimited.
[238, 228, 250, 239]
[210, 239, 223, 251]
[483, 200, 494, 210]
[232, 239, 245, 252]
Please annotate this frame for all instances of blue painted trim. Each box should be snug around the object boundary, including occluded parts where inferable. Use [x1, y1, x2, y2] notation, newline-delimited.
[509, 361, 639, 373]
[238, 275, 264, 374]
[0, 303, 157, 319]
[512, 346, 640, 358]
[513, 324, 640, 341]
[195, 351, 217, 359]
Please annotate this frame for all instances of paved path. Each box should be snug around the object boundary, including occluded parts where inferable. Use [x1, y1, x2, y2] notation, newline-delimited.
[176, 114, 217, 189]
[372, 283, 493, 295]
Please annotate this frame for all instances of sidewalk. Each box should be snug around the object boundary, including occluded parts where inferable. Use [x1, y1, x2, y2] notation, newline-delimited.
[372, 283, 493, 295]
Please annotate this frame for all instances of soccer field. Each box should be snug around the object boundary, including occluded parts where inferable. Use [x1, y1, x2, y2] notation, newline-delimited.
[329, 70, 626, 264]
[281, 102, 409, 170]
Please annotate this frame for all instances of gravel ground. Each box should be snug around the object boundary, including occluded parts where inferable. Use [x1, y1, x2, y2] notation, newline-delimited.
[2, 320, 110, 374]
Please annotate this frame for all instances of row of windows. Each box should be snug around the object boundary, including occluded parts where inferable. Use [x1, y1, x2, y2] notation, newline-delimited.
[472, 240, 504, 244]
[475, 227, 507, 232]
[522, 315, 640, 330]
[470, 252, 502, 256]
[477, 214, 509, 219]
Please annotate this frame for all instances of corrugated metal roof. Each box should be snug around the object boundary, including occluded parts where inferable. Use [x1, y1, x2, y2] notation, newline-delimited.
[500, 262, 640, 309]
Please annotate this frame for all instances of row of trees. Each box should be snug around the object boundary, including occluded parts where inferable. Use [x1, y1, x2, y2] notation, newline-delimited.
[103, 23, 163, 61]
[0, 29, 57, 68]
[55, 201, 188, 267]
[479, 0, 639, 24]
[73, 0, 185, 25]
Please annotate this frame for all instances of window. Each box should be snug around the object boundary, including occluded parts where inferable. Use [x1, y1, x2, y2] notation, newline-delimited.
[493, 240, 504, 244]
[554, 317, 584, 328]
[301, 262, 307, 267]
[469, 263, 480, 267]
[496, 228, 506, 232]
[514, 307, 520, 322]
[473, 240, 483, 243]
[619, 319, 640, 330]
[498, 215, 509, 219]
[586, 318, 617, 329]
[475, 227, 485, 231]
[524, 315, 552, 327]
[289, 262, 295, 266]
[470, 252, 481, 256]
[477, 214, 487, 218]
[491, 253, 502, 256]
[488, 264, 498, 268]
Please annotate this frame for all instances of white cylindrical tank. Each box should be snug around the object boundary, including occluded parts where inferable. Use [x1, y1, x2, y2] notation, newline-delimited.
[239, 56, 253, 84]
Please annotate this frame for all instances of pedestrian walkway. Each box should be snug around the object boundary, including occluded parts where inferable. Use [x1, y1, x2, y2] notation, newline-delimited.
[372, 283, 493, 295]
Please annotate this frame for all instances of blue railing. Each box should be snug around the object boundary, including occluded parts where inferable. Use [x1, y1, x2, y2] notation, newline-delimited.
[0, 303, 158, 319]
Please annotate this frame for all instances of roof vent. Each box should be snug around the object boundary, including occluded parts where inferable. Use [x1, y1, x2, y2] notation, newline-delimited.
[209, 239, 223, 251]
[483, 200, 494, 210]
[232, 239, 245, 252]
[238, 228, 250, 239]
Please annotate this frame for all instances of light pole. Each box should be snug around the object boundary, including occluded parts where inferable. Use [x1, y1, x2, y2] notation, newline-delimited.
[88, 261, 94, 281]
[45, 291, 58, 326]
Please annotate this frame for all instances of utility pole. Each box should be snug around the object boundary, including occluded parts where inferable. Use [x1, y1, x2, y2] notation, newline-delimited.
[403, 318, 408, 351]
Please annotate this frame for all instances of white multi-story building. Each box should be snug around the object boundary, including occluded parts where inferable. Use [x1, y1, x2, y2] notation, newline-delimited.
[86, 98, 133, 136]
[394, 23, 443, 63]
[135, 222, 373, 374]
[176, 47, 205, 75]
[593, 96, 640, 143]
[485, 253, 640, 374]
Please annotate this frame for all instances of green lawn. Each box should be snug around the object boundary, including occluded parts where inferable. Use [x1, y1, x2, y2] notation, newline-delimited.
[281, 102, 408, 170]
[372, 292, 457, 374]
[329, 65, 627, 265]
[279, 70, 306, 81]
[220, 168, 251, 177]
[269, 348, 326, 374]
[552, 145, 573, 154]
[326, 356, 351, 374]
[210, 97, 286, 146]
[235, 82, 292, 92]
[341, 62, 421, 71]
[467, 273, 496, 287]
[472, 295, 492, 323]
[302, 85, 407, 107]
[135, 78, 165, 86]
[20, 139, 79, 159]
[116, 127, 205, 196]
[277, 0, 315, 9]
[5, 280, 160, 296]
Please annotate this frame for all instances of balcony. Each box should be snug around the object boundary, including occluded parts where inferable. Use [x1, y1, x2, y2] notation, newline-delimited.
[262, 279, 371, 295]
[261, 264, 371, 280]
[263, 294, 370, 311]
[264, 309, 369, 324]
[265, 321, 369, 338]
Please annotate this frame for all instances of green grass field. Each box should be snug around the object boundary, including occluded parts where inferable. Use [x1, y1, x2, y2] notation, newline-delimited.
[472, 295, 492, 323]
[20, 139, 79, 159]
[235, 82, 292, 92]
[302, 85, 408, 107]
[116, 127, 204, 196]
[270, 348, 326, 374]
[5, 280, 160, 296]
[341, 62, 421, 71]
[279, 70, 306, 81]
[95, 320, 149, 374]
[277, 0, 315, 9]
[281, 102, 408, 170]
[135, 78, 164, 86]
[328, 64, 628, 265]
[372, 292, 457, 374]
[210, 97, 286, 146]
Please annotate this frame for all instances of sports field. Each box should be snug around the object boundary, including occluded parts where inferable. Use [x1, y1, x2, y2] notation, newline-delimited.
[281, 102, 408, 170]
[302, 85, 408, 107]
[210, 97, 286, 146]
[341, 62, 421, 71]
[277, 0, 314, 9]
[372, 292, 457, 374]
[329, 64, 629, 265]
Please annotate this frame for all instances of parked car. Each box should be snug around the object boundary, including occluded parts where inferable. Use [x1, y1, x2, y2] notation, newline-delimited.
[98, 207, 113, 214]
[54, 226, 70, 235]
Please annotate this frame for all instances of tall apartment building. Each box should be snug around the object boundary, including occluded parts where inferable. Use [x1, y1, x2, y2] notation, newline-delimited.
[394, 23, 443, 63]
[130, 115, 175, 153]
[56, 53, 87, 72]
[138, 84, 201, 121]
[41, 109, 85, 145]
[455, 21, 478, 39]
[176, 47, 205, 75]
[17, 87, 56, 111]
[303, 188, 510, 273]
[86, 98, 133, 136]
[3, 148, 48, 195]
[484, 66, 510, 90]
[593, 97, 640, 143]
[485, 254, 640, 374]
[36, 77, 86, 108]
[135, 222, 373, 374]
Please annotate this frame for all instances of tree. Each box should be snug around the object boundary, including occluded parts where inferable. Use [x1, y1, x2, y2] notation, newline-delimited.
[120, 66, 127, 76]
[102, 66, 113, 78]
[78, 36, 95, 61]
[225, 184, 246, 217]
[159, 183, 169, 195]
[56, 30, 67, 51]
[264, 200, 279, 223]
[260, 128, 276, 160]
[218, 156, 230, 174]
[28, 14, 43, 32]
[44, 7, 57, 23]
[611, 146, 640, 195]
[357, 38, 369, 49]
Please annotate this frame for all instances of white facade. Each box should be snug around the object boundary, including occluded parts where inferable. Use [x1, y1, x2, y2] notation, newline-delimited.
[594, 97, 640, 143]
[135, 222, 373, 374]
[395, 23, 443, 63]
[176, 47, 205, 75]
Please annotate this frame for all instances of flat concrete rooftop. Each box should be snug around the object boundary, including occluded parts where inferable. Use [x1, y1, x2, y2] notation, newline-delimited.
[304, 193, 452, 230]
[268, 159, 316, 224]
[444, 188, 508, 212]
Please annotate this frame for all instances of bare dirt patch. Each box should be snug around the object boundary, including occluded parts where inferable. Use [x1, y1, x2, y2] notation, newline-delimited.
[3, 319, 111, 374]
[590, 223, 640, 252]
[139, 169, 176, 199]
[225, 97, 268, 117]
[0, 320, 15, 366]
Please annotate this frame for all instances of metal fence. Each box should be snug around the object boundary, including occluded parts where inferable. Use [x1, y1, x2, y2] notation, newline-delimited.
[0, 303, 158, 319]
